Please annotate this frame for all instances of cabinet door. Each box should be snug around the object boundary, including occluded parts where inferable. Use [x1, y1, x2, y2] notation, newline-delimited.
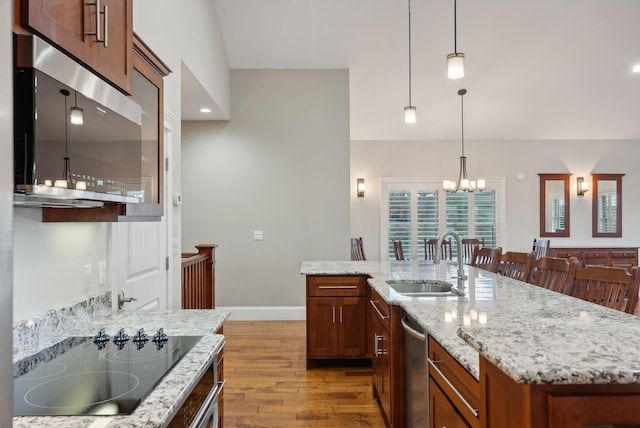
[307, 297, 338, 358]
[338, 297, 367, 357]
[371, 310, 391, 420]
[549, 394, 640, 426]
[24, 0, 133, 93]
[430, 379, 472, 428]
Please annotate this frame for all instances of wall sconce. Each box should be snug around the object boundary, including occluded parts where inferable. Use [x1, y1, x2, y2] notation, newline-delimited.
[577, 176, 589, 196]
[357, 178, 365, 198]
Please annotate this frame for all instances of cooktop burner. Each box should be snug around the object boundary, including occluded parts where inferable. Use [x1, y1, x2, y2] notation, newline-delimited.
[14, 329, 201, 416]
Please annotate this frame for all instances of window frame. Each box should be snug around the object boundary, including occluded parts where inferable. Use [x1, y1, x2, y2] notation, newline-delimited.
[379, 177, 507, 260]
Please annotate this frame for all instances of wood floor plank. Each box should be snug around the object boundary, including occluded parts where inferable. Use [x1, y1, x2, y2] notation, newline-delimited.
[222, 320, 387, 428]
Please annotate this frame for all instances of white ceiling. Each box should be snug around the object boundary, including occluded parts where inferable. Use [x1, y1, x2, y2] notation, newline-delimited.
[204, 0, 640, 142]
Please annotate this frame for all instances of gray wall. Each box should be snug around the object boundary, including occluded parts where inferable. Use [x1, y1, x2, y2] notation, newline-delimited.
[1, 0, 13, 423]
[181, 69, 350, 310]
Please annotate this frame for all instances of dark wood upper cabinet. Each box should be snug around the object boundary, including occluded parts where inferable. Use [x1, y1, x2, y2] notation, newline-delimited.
[19, 0, 133, 93]
[539, 173, 571, 238]
[592, 173, 624, 238]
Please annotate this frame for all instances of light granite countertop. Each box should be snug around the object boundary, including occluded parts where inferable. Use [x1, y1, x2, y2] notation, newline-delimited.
[301, 260, 640, 385]
[13, 309, 230, 428]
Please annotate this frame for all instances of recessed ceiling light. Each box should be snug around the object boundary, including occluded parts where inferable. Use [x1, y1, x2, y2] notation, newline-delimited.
[199, 107, 212, 113]
[633, 64, 640, 73]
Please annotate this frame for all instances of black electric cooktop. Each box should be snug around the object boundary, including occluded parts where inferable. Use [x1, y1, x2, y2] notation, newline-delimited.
[14, 329, 201, 416]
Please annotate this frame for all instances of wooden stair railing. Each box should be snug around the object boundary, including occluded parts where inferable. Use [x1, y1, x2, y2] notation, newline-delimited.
[181, 244, 217, 309]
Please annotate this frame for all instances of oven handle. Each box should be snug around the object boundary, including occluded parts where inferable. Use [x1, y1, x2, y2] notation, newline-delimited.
[189, 379, 226, 428]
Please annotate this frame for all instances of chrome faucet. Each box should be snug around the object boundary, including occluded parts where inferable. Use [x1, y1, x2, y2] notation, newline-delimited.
[434, 231, 467, 280]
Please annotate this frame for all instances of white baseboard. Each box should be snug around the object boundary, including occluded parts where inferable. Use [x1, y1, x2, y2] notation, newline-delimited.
[217, 306, 306, 321]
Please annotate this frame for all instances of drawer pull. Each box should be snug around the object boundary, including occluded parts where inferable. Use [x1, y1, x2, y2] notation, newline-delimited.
[369, 299, 390, 320]
[317, 285, 358, 289]
[428, 358, 479, 417]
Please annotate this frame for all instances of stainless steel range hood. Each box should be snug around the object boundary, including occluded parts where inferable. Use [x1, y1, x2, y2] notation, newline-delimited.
[14, 34, 143, 208]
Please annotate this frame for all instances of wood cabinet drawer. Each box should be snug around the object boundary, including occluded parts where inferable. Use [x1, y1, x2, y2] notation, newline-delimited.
[554, 250, 582, 259]
[583, 251, 609, 259]
[307, 275, 366, 297]
[611, 250, 637, 259]
[369, 287, 390, 328]
[428, 338, 480, 426]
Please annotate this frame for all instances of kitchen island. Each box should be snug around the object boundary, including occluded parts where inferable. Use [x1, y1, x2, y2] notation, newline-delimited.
[302, 260, 640, 427]
[13, 309, 229, 428]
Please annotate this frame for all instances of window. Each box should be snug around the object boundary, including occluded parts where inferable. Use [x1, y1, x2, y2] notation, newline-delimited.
[381, 178, 505, 260]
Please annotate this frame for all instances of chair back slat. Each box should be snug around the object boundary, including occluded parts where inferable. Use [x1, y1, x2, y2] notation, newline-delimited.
[527, 256, 577, 294]
[350, 237, 366, 261]
[424, 238, 452, 261]
[532, 238, 551, 260]
[572, 265, 640, 314]
[499, 251, 533, 282]
[393, 240, 405, 261]
[470, 247, 502, 273]
[461, 238, 484, 264]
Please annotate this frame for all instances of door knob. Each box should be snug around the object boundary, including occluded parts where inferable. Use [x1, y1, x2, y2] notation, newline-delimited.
[117, 290, 137, 309]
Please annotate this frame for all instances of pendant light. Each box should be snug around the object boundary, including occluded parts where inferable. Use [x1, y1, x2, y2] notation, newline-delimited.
[443, 89, 485, 192]
[56, 89, 73, 189]
[70, 90, 84, 125]
[404, 0, 416, 124]
[447, 0, 465, 79]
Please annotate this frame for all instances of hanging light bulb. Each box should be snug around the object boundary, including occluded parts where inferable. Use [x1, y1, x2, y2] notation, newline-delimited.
[443, 89, 485, 193]
[404, 0, 416, 123]
[447, 0, 465, 79]
[70, 91, 84, 125]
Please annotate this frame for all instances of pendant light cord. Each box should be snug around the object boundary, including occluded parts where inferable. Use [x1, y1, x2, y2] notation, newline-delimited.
[453, 0, 458, 53]
[460, 90, 464, 156]
[408, 0, 412, 106]
[64, 93, 69, 159]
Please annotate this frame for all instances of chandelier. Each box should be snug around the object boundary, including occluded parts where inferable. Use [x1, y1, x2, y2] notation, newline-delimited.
[443, 89, 485, 192]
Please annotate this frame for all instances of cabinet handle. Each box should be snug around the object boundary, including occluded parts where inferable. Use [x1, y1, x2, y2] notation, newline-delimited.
[374, 334, 387, 356]
[428, 358, 479, 417]
[332, 307, 336, 324]
[317, 285, 358, 289]
[87, 0, 108, 47]
[369, 299, 389, 320]
[339, 306, 343, 324]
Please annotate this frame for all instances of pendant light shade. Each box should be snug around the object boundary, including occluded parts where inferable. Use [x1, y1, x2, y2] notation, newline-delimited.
[404, 106, 416, 124]
[443, 89, 484, 193]
[403, 0, 416, 123]
[447, 0, 465, 80]
[70, 91, 84, 125]
[447, 53, 465, 79]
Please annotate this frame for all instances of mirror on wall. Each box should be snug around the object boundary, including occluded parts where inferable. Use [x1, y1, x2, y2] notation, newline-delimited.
[592, 173, 624, 237]
[539, 173, 571, 238]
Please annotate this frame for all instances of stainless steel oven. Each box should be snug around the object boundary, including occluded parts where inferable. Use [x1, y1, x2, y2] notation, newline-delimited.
[169, 344, 225, 428]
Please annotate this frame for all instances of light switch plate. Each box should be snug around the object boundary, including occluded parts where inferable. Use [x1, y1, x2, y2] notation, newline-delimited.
[83, 264, 93, 290]
[253, 230, 264, 241]
[98, 261, 106, 286]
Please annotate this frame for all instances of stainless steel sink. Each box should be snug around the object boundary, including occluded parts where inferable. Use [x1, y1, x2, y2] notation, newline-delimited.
[386, 279, 464, 296]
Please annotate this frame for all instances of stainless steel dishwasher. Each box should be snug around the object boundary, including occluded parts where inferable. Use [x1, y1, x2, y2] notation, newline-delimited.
[402, 313, 428, 428]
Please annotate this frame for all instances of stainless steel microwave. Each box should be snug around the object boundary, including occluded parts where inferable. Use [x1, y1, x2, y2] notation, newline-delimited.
[13, 34, 143, 207]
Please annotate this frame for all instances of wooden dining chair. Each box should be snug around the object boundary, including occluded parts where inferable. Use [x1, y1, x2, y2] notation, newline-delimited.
[470, 247, 502, 273]
[532, 238, 551, 260]
[393, 240, 405, 261]
[571, 265, 640, 314]
[499, 251, 533, 282]
[526, 256, 578, 294]
[461, 238, 484, 264]
[350, 237, 366, 261]
[424, 238, 452, 261]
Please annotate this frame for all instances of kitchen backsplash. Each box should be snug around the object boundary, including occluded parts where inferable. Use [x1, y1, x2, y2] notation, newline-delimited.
[13, 291, 112, 361]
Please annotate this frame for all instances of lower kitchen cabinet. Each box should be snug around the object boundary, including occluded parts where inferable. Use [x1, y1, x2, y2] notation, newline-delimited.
[480, 354, 640, 427]
[306, 275, 369, 367]
[430, 378, 471, 428]
[429, 338, 480, 428]
[370, 287, 404, 428]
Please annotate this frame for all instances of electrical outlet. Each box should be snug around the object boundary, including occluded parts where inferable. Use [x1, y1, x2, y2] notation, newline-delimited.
[98, 261, 106, 286]
[83, 264, 93, 290]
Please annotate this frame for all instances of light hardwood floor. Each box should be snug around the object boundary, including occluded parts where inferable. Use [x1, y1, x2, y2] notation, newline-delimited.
[222, 321, 387, 428]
